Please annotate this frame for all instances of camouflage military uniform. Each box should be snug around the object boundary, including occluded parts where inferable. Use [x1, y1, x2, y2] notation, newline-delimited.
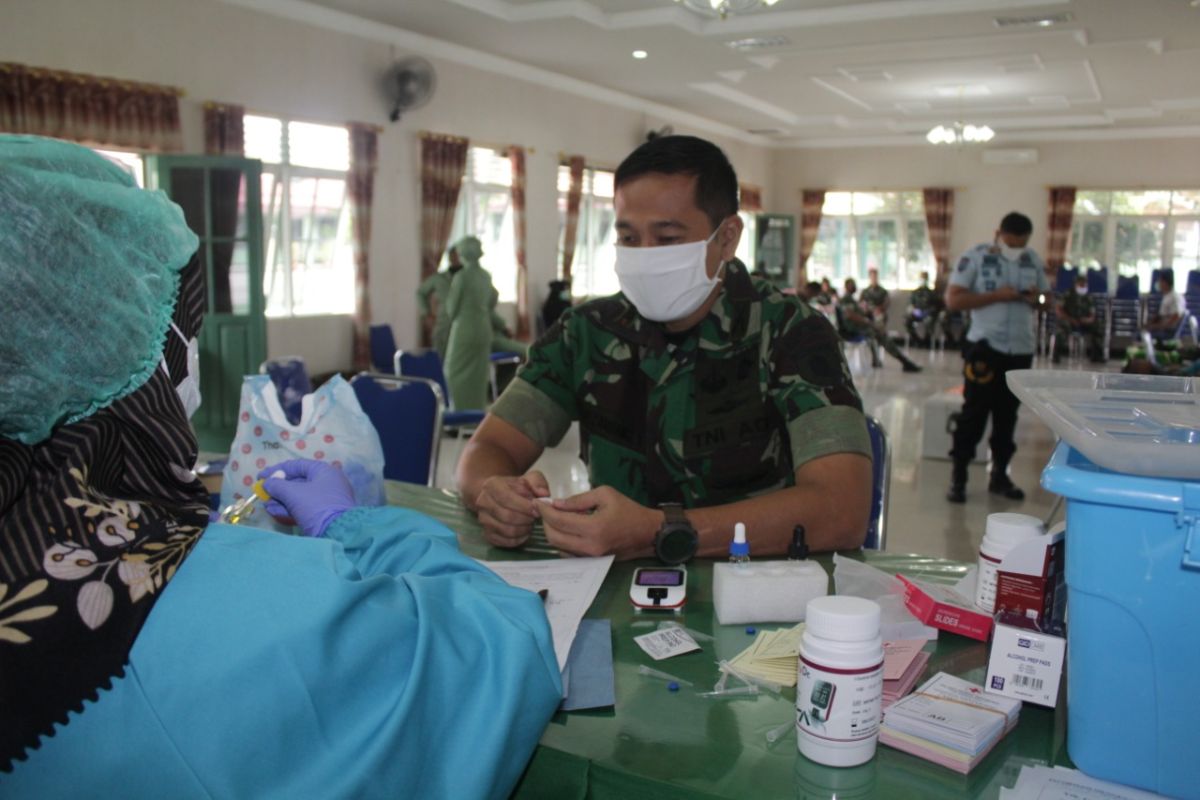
[489, 261, 870, 509]
[837, 293, 910, 366]
[1056, 291, 1101, 360]
[860, 285, 889, 325]
[906, 284, 942, 345]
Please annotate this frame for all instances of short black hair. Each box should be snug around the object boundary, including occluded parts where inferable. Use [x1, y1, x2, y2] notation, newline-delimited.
[805, 281, 821, 293]
[614, 135, 738, 229]
[999, 212, 1033, 236]
[1159, 271, 1175, 289]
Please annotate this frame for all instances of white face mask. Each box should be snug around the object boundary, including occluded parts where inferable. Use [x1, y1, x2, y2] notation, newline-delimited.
[614, 225, 725, 323]
[161, 323, 202, 419]
[999, 244, 1025, 261]
[1075, 286, 1088, 296]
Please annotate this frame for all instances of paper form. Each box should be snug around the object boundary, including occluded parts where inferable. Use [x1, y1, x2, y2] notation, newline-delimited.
[477, 556, 614, 672]
[1000, 765, 1165, 800]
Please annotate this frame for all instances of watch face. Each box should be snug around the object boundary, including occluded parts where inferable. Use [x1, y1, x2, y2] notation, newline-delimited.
[657, 525, 697, 565]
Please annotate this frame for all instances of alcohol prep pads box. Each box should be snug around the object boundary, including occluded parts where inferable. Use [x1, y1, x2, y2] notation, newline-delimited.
[985, 614, 1065, 708]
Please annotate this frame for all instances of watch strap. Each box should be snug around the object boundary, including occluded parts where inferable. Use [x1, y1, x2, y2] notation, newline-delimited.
[659, 503, 687, 527]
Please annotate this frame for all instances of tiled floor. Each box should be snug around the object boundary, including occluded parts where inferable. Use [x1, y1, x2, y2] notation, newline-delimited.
[434, 344, 1115, 564]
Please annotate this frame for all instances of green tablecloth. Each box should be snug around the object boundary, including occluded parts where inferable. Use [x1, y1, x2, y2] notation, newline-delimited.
[386, 482, 1070, 799]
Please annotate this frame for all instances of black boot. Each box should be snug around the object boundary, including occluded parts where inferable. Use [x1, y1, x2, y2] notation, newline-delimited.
[946, 459, 968, 503]
[988, 471, 1025, 500]
[901, 356, 923, 373]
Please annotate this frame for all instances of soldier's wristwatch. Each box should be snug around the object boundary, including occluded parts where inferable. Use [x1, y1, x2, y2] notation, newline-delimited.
[654, 503, 698, 565]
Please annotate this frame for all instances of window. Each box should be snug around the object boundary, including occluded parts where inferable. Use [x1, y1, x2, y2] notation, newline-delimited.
[95, 149, 145, 187]
[244, 113, 354, 317]
[1068, 190, 1200, 289]
[448, 147, 519, 302]
[807, 191, 932, 289]
[557, 165, 617, 299]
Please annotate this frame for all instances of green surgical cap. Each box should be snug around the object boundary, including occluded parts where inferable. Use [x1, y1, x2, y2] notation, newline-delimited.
[0, 135, 200, 444]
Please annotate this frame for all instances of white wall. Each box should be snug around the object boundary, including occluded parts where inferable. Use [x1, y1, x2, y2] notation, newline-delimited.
[770, 138, 1200, 284]
[7, 0, 773, 373]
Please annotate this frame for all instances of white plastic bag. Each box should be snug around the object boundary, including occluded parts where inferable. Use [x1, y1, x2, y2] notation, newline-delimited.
[832, 554, 938, 642]
[219, 375, 386, 531]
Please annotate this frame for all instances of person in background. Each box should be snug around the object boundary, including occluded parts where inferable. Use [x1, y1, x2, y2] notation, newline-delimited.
[488, 285, 528, 357]
[839, 278, 922, 373]
[457, 135, 873, 561]
[819, 276, 837, 303]
[443, 235, 497, 410]
[1054, 272, 1103, 363]
[906, 271, 942, 347]
[0, 136, 560, 798]
[802, 280, 837, 327]
[541, 279, 572, 331]
[1145, 271, 1185, 340]
[860, 268, 890, 329]
[416, 245, 461, 359]
[944, 211, 1049, 504]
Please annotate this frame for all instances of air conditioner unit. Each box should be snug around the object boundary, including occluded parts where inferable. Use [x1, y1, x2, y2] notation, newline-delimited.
[982, 148, 1038, 166]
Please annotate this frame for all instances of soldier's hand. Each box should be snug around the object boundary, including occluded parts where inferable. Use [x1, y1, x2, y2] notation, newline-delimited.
[475, 470, 550, 549]
[538, 486, 658, 560]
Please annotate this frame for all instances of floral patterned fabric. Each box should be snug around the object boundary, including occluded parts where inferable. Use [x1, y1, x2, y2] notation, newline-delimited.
[0, 256, 209, 771]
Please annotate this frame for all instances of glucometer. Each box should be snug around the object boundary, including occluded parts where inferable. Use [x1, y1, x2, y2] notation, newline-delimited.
[629, 567, 687, 611]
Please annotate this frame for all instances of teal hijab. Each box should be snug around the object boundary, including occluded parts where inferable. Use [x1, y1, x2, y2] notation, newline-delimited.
[0, 135, 199, 444]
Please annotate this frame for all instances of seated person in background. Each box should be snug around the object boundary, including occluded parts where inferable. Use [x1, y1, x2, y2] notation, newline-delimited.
[860, 268, 890, 328]
[839, 278, 923, 373]
[1145, 271, 1185, 339]
[456, 135, 873, 561]
[819, 276, 837, 303]
[801, 280, 837, 327]
[1055, 273, 1103, 363]
[0, 136, 560, 798]
[905, 271, 942, 347]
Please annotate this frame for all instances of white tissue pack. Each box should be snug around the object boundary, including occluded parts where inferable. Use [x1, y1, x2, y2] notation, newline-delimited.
[712, 560, 829, 625]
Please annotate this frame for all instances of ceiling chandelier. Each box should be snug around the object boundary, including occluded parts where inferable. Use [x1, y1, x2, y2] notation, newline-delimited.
[926, 122, 995, 145]
[673, 0, 781, 21]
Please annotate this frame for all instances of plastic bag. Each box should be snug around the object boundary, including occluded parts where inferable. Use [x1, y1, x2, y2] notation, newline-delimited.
[219, 375, 386, 531]
[832, 554, 938, 642]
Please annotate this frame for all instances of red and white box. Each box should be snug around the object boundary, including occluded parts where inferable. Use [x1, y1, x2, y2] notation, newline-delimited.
[899, 575, 994, 642]
[995, 528, 1066, 627]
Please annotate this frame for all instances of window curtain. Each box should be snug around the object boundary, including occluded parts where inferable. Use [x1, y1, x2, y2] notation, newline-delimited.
[419, 133, 470, 345]
[1046, 187, 1076, 276]
[509, 146, 530, 339]
[560, 155, 586, 284]
[0, 62, 183, 151]
[348, 123, 379, 371]
[796, 189, 826, 286]
[203, 102, 244, 155]
[922, 188, 955, 288]
[739, 184, 763, 213]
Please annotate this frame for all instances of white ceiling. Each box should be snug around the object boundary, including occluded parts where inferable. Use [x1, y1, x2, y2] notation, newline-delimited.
[232, 0, 1200, 146]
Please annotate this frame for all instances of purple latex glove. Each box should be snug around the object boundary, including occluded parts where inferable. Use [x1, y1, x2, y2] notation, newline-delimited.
[258, 459, 355, 537]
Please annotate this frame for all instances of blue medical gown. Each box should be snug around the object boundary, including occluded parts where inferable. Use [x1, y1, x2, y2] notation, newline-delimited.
[4, 507, 562, 799]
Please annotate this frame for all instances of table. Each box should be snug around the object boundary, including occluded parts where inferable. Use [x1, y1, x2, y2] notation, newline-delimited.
[386, 482, 1071, 800]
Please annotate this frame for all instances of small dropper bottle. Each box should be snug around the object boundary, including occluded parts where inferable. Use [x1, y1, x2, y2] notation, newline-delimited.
[220, 469, 284, 525]
[729, 522, 750, 565]
[788, 525, 809, 560]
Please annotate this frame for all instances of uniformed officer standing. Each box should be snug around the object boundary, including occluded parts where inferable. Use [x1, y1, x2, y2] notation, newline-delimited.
[456, 135, 873, 560]
[945, 212, 1050, 503]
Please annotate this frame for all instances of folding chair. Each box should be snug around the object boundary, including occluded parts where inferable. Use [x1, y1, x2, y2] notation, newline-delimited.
[489, 351, 523, 400]
[394, 350, 486, 429]
[369, 324, 397, 374]
[258, 356, 312, 425]
[350, 373, 444, 487]
[863, 416, 890, 551]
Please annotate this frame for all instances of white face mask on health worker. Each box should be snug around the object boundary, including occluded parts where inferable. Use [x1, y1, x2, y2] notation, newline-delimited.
[614, 224, 726, 322]
[160, 322, 202, 419]
[998, 244, 1026, 261]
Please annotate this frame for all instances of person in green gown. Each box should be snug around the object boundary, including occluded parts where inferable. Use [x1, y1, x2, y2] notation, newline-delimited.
[416, 246, 461, 358]
[444, 236, 495, 410]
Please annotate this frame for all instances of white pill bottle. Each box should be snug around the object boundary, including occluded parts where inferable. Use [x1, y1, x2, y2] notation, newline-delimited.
[796, 596, 883, 767]
[974, 512, 1044, 613]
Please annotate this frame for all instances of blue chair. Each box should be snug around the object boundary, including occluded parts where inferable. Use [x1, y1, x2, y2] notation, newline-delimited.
[369, 324, 397, 374]
[258, 356, 312, 425]
[351, 373, 443, 486]
[1115, 274, 1139, 300]
[489, 351, 523, 400]
[1054, 267, 1078, 294]
[1086, 267, 1108, 295]
[1187, 269, 1200, 296]
[863, 416, 890, 551]
[394, 350, 486, 429]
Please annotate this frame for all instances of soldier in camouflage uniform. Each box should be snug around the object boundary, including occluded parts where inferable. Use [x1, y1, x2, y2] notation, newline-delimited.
[457, 135, 873, 560]
[905, 271, 942, 347]
[1054, 273, 1102, 363]
[860, 268, 890, 329]
[839, 278, 922, 372]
